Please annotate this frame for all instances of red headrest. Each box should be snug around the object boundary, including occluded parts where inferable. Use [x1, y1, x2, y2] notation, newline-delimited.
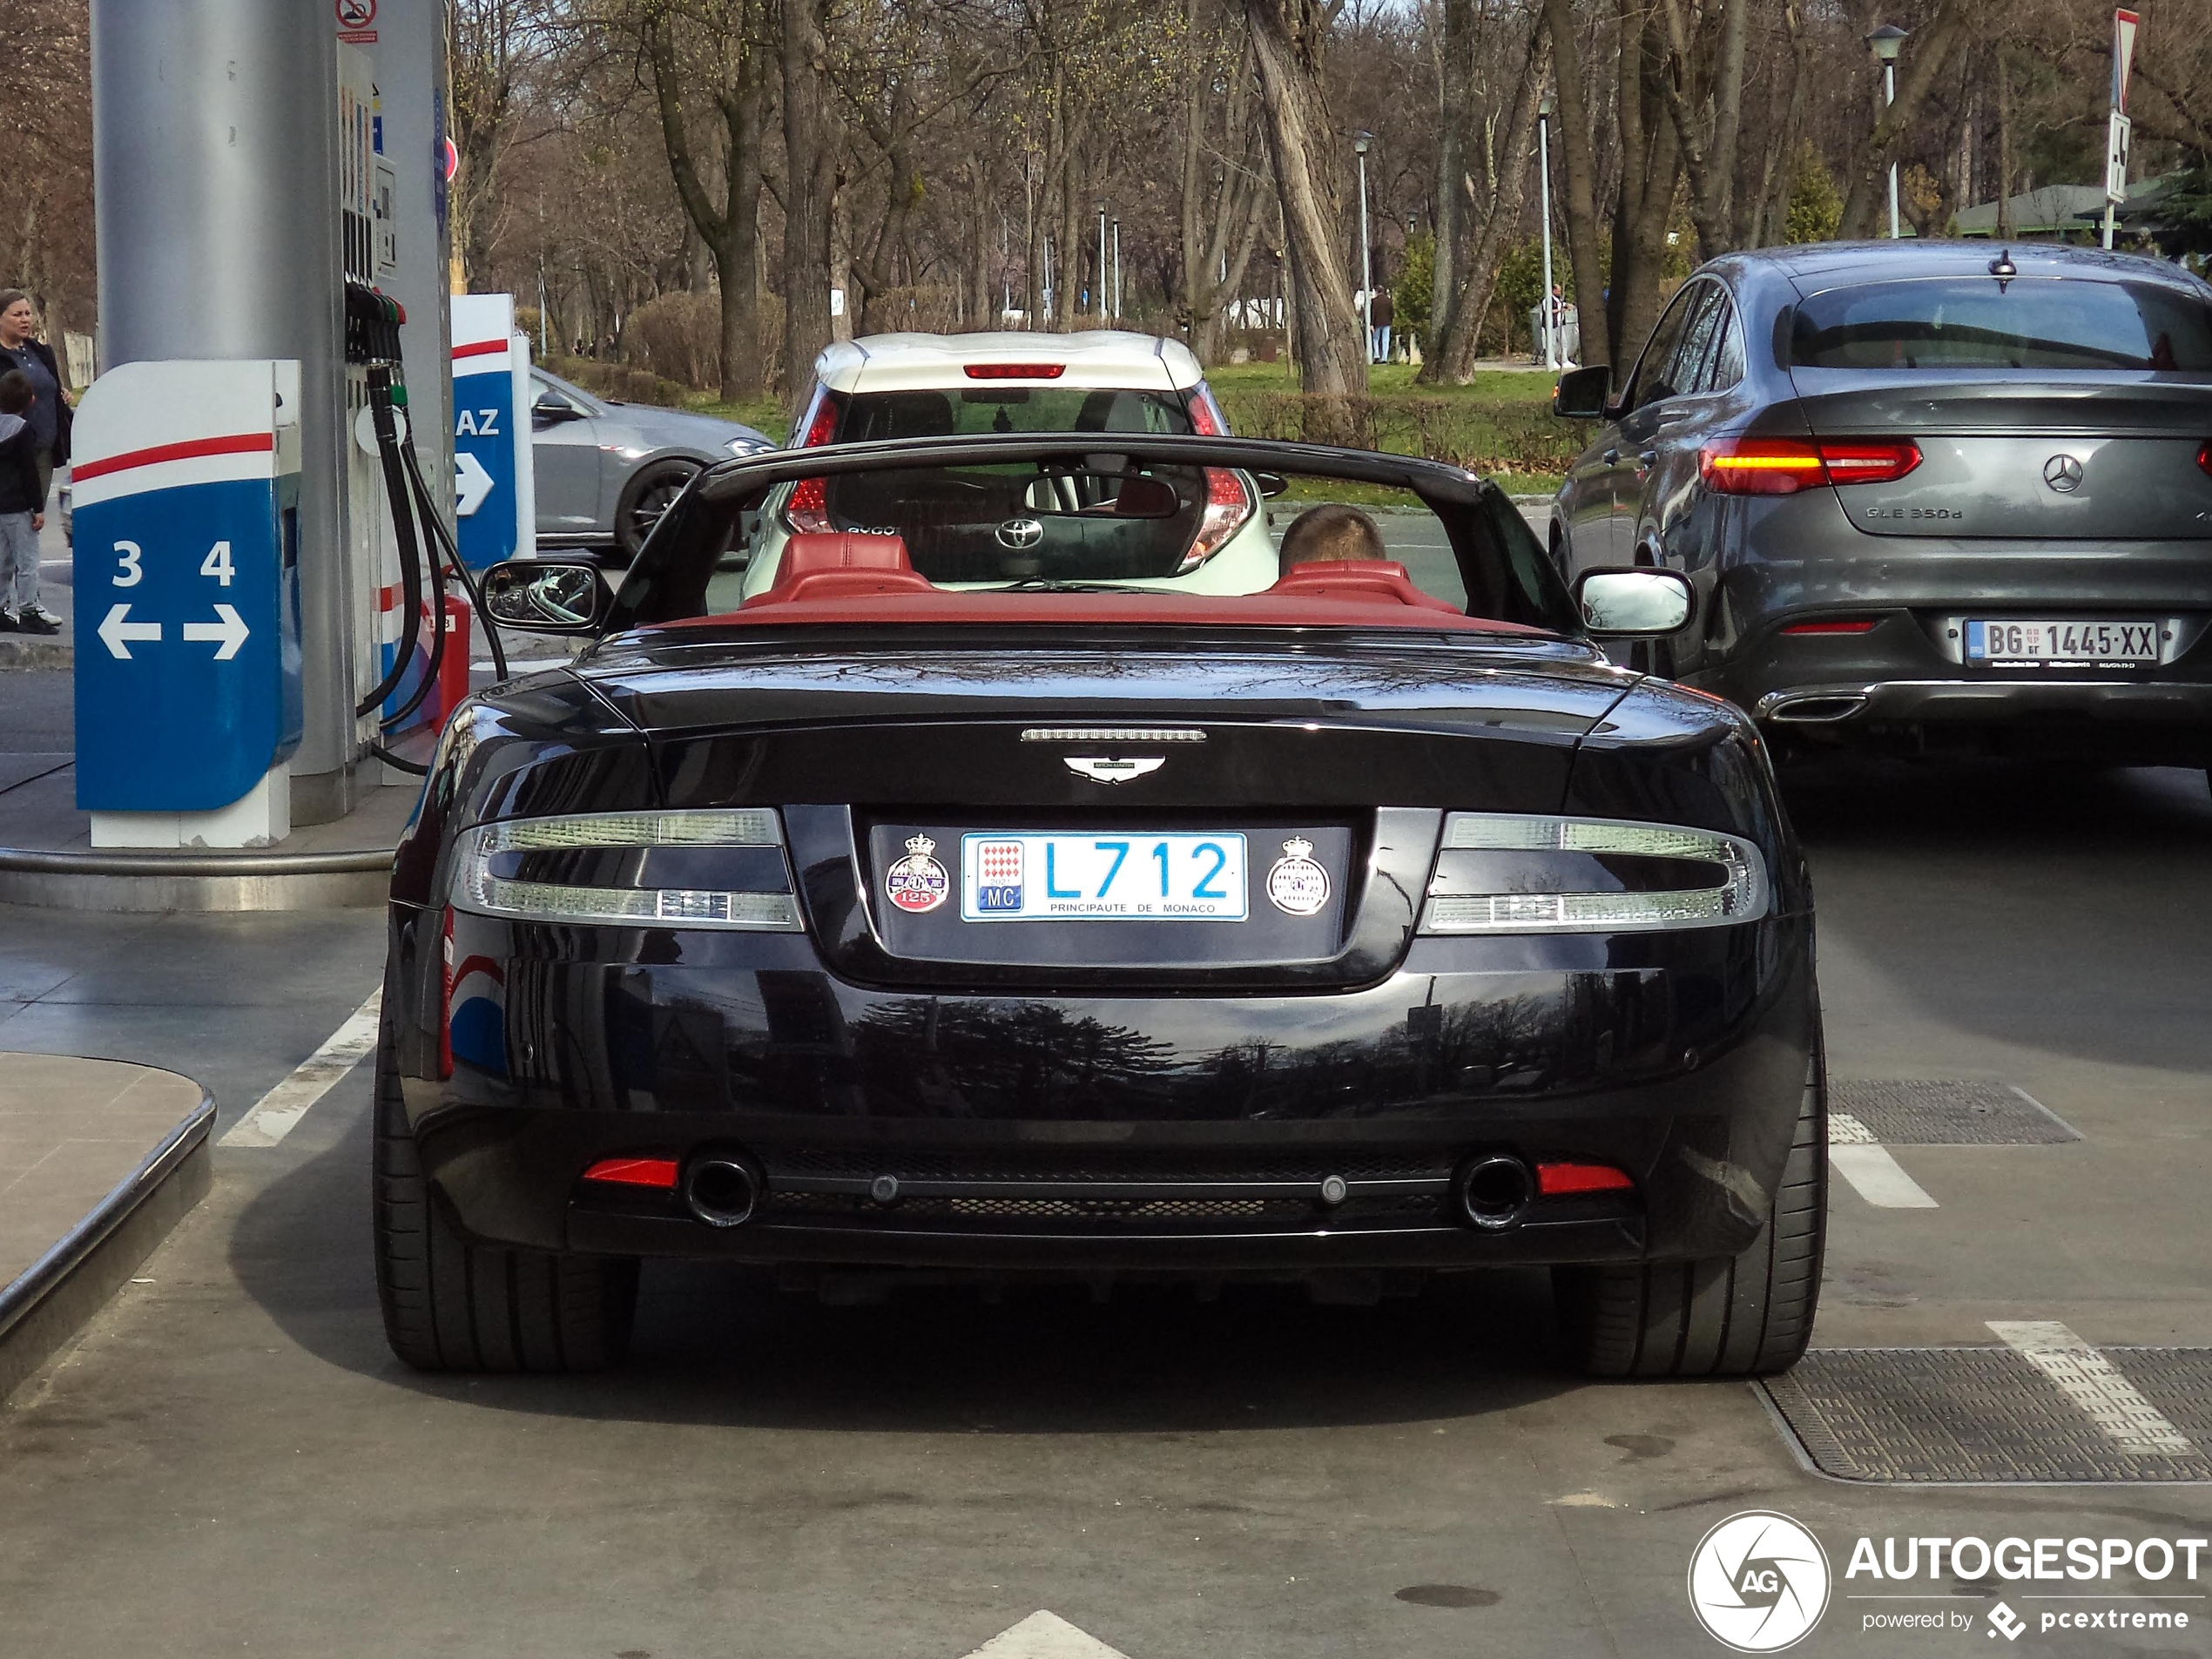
[1268, 558, 1464, 615]
[746, 532, 934, 607]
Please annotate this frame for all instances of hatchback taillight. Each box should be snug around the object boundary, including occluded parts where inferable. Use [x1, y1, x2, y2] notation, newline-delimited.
[1698, 438, 1920, 495]
[786, 390, 843, 534]
[2195, 441, 2212, 478]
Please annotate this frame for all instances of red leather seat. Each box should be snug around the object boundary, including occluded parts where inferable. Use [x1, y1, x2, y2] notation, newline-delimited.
[744, 532, 934, 607]
[1268, 558, 1464, 616]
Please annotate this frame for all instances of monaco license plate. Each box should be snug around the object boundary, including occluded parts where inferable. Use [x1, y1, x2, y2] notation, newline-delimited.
[1965, 619, 2160, 665]
[961, 833, 1248, 922]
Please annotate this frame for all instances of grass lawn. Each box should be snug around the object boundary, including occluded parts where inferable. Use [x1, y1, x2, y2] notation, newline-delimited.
[674, 358, 1573, 496]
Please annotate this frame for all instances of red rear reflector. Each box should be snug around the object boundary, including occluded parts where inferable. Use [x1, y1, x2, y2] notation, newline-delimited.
[1698, 438, 1920, 495]
[1536, 1161, 1635, 1196]
[583, 1157, 680, 1190]
[963, 362, 1066, 380]
[1781, 619, 1878, 635]
[2197, 442, 2212, 478]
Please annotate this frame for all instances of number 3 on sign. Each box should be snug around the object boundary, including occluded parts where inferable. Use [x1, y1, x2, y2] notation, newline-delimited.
[199, 541, 233, 585]
[113, 540, 142, 587]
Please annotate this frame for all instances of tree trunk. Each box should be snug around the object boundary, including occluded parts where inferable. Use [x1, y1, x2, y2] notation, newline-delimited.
[1838, 0, 1970, 239]
[1657, 0, 1749, 262]
[782, 0, 836, 405]
[1242, 0, 1366, 395]
[1607, 0, 1681, 387]
[1432, 0, 1469, 311]
[1422, 17, 1548, 385]
[1994, 48, 2016, 238]
[1544, 0, 1608, 372]
[1743, 1, 1806, 248]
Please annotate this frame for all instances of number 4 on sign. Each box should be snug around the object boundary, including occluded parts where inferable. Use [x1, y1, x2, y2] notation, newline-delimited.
[200, 541, 234, 585]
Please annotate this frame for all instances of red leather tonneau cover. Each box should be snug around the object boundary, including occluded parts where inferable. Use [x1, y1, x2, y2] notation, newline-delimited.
[664, 591, 1547, 634]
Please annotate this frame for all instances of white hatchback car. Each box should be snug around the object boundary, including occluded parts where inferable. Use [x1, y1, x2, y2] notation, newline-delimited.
[738, 331, 1280, 598]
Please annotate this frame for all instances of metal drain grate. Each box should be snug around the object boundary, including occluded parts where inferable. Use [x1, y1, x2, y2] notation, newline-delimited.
[1829, 1080, 2080, 1144]
[1764, 1348, 2212, 1483]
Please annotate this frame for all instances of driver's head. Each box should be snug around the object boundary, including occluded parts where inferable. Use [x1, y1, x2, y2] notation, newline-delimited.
[1277, 504, 1386, 575]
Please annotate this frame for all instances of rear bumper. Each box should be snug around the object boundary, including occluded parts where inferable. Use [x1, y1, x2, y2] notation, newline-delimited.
[392, 912, 1817, 1273]
[1750, 675, 2212, 735]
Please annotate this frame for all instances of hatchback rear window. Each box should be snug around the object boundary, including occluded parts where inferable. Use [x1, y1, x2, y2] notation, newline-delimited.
[838, 387, 1195, 441]
[1791, 277, 2212, 371]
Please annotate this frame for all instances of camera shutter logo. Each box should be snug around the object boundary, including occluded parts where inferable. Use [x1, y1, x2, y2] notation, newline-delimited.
[1686, 1511, 1830, 1652]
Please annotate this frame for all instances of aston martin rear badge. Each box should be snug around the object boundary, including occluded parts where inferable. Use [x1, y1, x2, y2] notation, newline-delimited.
[885, 833, 949, 913]
[1063, 757, 1165, 784]
[1266, 836, 1331, 915]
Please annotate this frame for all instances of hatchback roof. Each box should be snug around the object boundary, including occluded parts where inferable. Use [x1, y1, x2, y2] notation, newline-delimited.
[812, 330, 1206, 395]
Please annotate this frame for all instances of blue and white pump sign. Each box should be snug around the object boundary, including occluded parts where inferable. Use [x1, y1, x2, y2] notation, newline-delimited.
[71, 360, 303, 818]
[450, 293, 535, 570]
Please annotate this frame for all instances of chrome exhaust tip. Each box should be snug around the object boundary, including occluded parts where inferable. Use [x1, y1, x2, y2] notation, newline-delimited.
[1758, 689, 1872, 725]
[1455, 1154, 1534, 1231]
[684, 1153, 763, 1228]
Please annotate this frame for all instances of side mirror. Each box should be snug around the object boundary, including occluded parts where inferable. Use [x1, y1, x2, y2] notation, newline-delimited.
[531, 393, 583, 427]
[480, 559, 610, 635]
[1573, 567, 1695, 637]
[1552, 364, 1612, 421]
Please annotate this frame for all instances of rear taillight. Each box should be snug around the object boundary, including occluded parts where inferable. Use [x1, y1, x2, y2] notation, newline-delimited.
[1177, 467, 1253, 571]
[1185, 386, 1231, 435]
[1698, 438, 1920, 495]
[963, 362, 1065, 380]
[2196, 442, 2212, 478]
[786, 390, 843, 534]
[1781, 618, 1878, 636]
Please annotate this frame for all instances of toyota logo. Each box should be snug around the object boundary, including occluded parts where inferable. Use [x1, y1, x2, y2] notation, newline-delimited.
[995, 517, 1045, 550]
[2043, 454, 2084, 493]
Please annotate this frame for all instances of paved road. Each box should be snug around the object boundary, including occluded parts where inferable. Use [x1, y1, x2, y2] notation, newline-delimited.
[1, 748, 2209, 1655]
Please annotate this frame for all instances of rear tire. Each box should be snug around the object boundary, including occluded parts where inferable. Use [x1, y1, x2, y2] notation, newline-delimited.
[373, 1006, 637, 1372]
[1553, 1028, 1826, 1379]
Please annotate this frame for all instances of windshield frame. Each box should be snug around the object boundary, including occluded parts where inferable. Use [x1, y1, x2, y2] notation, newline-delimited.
[602, 434, 1580, 638]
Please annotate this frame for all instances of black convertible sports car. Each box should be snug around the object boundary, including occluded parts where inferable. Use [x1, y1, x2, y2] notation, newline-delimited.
[375, 434, 1824, 1380]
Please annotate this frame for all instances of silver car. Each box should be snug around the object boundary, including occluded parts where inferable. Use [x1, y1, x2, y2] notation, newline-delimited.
[1550, 241, 2212, 772]
[529, 367, 772, 561]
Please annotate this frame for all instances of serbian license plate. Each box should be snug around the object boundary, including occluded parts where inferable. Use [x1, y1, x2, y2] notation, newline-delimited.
[1965, 619, 2160, 664]
[961, 833, 1249, 921]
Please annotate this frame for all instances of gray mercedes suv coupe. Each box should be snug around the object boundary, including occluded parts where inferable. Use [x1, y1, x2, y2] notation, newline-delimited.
[1550, 241, 2212, 771]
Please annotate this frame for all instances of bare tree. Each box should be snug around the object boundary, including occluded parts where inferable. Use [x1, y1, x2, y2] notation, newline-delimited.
[783, 0, 837, 402]
[1242, 0, 1366, 395]
[1543, 0, 1608, 371]
[1178, 1, 1268, 362]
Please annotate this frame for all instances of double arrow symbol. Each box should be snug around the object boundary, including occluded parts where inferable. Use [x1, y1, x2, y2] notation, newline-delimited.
[98, 603, 252, 662]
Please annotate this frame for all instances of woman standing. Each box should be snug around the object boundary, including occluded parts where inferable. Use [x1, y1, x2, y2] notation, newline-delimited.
[0, 290, 71, 516]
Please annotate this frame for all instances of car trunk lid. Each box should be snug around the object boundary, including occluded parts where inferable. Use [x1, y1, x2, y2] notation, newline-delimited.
[1788, 370, 2212, 539]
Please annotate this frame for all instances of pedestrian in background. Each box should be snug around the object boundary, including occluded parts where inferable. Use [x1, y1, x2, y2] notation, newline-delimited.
[0, 370, 56, 635]
[0, 290, 71, 512]
[1369, 288, 1395, 364]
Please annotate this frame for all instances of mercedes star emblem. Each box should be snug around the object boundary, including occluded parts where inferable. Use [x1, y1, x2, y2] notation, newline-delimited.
[995, 516, 1046, 550]
[2043, 454, 2084, 493]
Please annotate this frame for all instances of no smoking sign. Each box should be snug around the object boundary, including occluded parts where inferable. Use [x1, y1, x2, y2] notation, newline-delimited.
[335, 0, 377, 37]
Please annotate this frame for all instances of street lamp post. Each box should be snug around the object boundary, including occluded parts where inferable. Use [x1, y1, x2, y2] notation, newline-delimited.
[1353, 132, 1373, 364]
[1537, 90, 1558, 369]
[1866, 24, 1908, 240]
[1096, 199, 1109, 323]
[1112, 219, 1121, 320]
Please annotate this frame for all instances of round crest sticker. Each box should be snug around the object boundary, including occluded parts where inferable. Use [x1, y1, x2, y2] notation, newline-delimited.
[1265, 835, 1330, 916]
[885, 833, 949, 914]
